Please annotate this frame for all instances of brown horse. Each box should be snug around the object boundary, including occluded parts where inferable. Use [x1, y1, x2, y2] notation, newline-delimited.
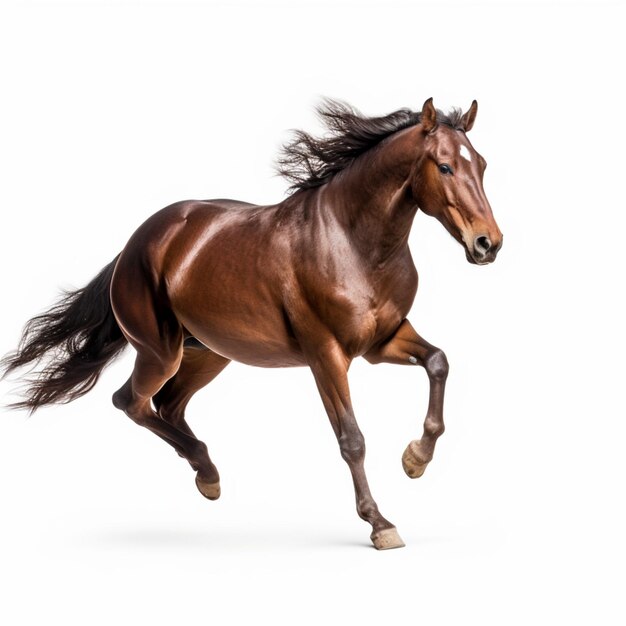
[2, 98, 502, 549]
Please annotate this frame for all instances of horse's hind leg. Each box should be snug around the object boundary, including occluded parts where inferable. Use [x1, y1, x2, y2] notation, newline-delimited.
[112, 351, 219, 480]
[110, 267, 220, 498]
[153, 343, 231, 499]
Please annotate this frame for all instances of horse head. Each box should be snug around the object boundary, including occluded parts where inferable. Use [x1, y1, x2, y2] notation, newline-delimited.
[411, 98, 503, 265]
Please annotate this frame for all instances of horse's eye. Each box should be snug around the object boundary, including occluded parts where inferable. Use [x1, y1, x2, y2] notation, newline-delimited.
[439, 164, 453, 175]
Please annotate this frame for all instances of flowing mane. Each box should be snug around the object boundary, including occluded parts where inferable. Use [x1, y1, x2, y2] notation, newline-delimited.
[277, 98, 465, 192]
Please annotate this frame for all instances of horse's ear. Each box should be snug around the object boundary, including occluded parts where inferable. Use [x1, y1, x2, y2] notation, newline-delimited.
[420, 97, 438, 133]
[460, 100, 478, 132]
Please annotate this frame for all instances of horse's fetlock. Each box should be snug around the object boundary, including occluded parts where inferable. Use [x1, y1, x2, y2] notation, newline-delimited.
[424, 418, 445, 438]
[358, 501, 379, 522]
[190, 439, 208, 460]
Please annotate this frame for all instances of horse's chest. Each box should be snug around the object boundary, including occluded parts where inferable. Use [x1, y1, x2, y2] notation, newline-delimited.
[327, 283, 414, 357]
[345, 300, 404, 356]
[297, 252, 418, 357]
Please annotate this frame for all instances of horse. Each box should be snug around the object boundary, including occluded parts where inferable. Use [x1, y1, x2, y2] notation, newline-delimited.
[2, 97, 502, 550]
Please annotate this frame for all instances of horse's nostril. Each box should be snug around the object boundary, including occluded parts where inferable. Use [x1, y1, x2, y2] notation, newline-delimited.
[474, 235, 492, 257]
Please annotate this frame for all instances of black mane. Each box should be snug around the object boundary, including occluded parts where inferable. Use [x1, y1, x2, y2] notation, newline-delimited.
[276, 98, 464, 192]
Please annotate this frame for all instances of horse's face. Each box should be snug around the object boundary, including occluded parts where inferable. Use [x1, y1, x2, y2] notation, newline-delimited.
[412, 99, 503, 265]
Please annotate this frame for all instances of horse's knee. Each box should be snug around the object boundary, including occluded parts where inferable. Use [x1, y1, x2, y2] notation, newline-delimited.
[339, 431, 365, 464]
[425, 349, 449, 382]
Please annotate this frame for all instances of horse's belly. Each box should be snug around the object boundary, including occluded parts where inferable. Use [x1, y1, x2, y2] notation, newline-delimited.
[196, 333, 306, 368]
[176, 307, 306, 368]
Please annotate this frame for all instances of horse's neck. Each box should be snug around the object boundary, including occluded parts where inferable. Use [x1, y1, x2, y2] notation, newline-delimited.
[320, 126, 422, 263]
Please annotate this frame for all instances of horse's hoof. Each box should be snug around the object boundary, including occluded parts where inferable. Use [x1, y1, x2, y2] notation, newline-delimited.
[371, 527, 405, 550]
[402, 440, 429, 478]
[195, 474, 221, 500]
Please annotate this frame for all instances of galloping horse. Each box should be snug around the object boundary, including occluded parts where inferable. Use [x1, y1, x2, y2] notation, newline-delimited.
[2, 98, 502, 549]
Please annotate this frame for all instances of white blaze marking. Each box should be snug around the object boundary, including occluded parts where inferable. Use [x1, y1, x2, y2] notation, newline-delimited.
[460, 144, 472, 162]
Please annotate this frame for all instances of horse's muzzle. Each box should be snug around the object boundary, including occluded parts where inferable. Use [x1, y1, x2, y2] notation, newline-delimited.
[467, 234, 503, 265]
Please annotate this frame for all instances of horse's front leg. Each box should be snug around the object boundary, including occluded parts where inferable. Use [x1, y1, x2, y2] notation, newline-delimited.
[307, 341, 405, 550]
[365, 319, 449, 478]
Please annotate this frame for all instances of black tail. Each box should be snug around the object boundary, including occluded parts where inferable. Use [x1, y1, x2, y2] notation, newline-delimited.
[1, 256, 128, 412]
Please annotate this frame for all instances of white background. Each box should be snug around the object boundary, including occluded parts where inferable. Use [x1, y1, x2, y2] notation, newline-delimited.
[0, 1, 624, 624]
